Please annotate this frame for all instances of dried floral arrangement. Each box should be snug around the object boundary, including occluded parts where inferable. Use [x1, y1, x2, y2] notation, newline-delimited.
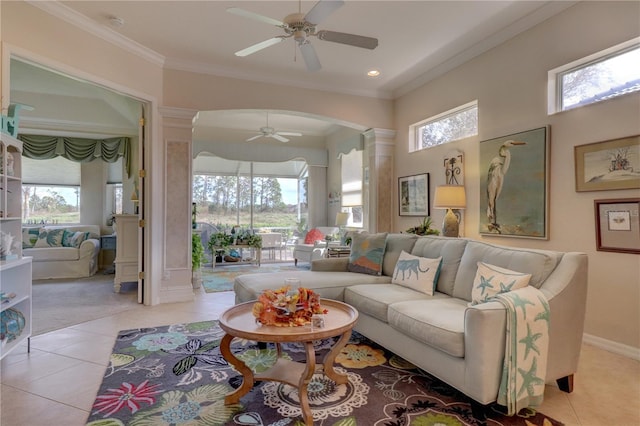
[252, 285, 327, 327]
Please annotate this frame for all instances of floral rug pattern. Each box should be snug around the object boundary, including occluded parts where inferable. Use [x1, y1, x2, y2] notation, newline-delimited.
[86, 320, 563, 426]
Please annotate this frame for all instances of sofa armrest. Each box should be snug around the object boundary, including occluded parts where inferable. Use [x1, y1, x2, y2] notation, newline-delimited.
[311, 257, 349, 272]
[79, 238, 100, 258]
[463, 301, 507, 403]
[538, 252, 588, 381]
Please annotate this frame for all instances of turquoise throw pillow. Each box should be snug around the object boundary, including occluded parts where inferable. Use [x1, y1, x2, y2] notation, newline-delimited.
[33, 229, 65, 248]
[347, 232, 388, 276]
[22, 228, 41, 249]
[62, 230, 90, 248]
[470, 261, 531, 305]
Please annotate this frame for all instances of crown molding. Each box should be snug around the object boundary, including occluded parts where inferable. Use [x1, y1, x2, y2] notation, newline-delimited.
[26, 0, 165, 67]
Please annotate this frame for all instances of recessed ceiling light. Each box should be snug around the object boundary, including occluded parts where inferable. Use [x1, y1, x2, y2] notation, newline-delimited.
[367, 69, 380, 77]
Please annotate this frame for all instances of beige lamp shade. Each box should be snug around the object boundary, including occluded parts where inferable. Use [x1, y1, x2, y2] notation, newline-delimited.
[433, 185, 466, 209]
[335, 211, 350, 227]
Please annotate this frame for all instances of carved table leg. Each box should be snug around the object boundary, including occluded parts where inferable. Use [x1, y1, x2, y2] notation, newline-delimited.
[220, 333, 254, 404]
[323, 330, 351, 385]
[299, 341, 317, 426]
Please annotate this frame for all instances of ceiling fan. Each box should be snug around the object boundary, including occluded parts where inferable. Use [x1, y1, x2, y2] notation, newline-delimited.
[246, 112, 302, 143]
[227, 0, 378, 72]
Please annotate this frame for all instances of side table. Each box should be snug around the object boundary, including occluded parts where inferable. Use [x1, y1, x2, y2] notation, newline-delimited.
[100, 234, 116, 274]
[327, 246, 351, 258]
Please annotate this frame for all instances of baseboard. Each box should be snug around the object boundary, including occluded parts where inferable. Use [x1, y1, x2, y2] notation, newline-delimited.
[583, 333, 640, 361]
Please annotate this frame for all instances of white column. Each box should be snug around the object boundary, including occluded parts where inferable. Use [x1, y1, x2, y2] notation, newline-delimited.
[363, 128, 396, 233]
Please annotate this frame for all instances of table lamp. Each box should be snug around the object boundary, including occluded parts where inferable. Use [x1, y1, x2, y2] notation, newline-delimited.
[335, 211, 350, 245]
[433, 185, 466, 237]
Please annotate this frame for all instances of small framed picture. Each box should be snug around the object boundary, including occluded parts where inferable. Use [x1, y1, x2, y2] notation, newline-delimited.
[398, 173, 429, 216]
[594, 198, 640, 254]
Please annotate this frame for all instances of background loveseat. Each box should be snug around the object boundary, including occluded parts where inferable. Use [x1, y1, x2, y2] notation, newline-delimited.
[292, 226, 339, 265]
[234, 233, 588, 414]
[22, 224, 101, 280]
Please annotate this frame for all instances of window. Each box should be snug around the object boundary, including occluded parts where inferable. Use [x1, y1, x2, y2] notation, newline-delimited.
[411, 101, 478, 152]
[22, 156, 81, 224]
[548, 38, 640, 113]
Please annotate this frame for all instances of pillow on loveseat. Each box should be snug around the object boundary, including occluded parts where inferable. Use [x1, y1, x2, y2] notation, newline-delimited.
[392, 250, 442, 295]
[33, 228, 65, 248]
[347, 232, 388, 276]
[304, 228, 325, 244]
[470, 261, 531, 305]
[62, 230, 90, 248]
[22, 228, 41, 249]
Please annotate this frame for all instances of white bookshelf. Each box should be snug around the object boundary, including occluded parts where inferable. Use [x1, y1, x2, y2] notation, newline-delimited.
[1, 133, 33, 360]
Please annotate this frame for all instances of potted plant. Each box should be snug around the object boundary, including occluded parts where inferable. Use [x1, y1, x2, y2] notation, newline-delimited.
[208, 232, 233, 263]
[192, 233, 205, 289]
[406, 216, 440, 236]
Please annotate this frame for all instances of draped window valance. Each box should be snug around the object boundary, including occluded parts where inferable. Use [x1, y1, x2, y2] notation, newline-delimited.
[17, 134, 131, 178]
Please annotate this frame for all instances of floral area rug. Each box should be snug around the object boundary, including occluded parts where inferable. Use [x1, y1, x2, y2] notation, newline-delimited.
[201, 264, 309, 293]
[86, 320, 563, 426]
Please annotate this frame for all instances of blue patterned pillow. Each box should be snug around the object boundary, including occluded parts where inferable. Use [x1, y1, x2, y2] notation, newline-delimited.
[347, 232, 388, 276]
[62, 230, 90, 248]
[33, 229, 65, 248]
[470, 261, 531, 305]
[392, 250, 442, 295]
[22, 228, 41, 249]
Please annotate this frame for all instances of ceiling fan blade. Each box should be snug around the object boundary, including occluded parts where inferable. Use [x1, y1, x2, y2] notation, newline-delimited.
[316, 30, 378, 50]
[271, 134, 290, 143]
[235, 37, 285, 57]
[304, 0, 344, 25]
[277, 132, 303, 137]
[299, 41, 321, 72]
[226, 7, 284, 27]
[246, 134, 263, 142]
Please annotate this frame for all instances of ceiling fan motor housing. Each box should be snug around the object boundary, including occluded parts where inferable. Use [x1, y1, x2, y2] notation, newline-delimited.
[284, 13, 316, 41]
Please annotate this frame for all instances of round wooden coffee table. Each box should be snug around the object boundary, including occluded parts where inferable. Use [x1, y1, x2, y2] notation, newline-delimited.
[219, 299, 358, 426]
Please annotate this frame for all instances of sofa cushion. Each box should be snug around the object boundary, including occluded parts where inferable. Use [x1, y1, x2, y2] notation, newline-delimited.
[381, 233, 418, 277]
[344, 284, 440, 323]
[470, 261, 531, 305]
[24, 247, 80, 261]
[411, 236, 468, 296]
[234, 271, 391, 303]
[62, 230, 90, 248]
[453, 240, 562, 301]
[347, 232, 388, 276]
[391, 251, 442, 295]
[34, 228, 65, 248]
[22, 227, 41, 249]
[388, 298, 468, 358]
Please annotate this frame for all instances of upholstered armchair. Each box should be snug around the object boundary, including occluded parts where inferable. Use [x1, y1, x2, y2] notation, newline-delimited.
[292, 226, 339, 266]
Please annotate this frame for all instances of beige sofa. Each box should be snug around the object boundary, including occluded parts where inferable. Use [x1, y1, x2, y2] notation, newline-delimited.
[22, 225, 101, 280]
[234, 234, 588, 415]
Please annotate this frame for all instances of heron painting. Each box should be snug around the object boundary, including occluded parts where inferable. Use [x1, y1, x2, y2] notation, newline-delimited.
[479, 127, 549, 239]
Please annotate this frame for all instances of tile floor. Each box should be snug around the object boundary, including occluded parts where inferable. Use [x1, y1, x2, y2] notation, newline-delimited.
[1, 288, 639, 426]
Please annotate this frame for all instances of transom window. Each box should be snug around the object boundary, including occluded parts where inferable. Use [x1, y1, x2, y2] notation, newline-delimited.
[548, 38, 640, 114]
[410, 101, 478, 152]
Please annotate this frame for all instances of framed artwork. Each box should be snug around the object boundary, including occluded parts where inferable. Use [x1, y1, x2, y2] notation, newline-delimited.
[479, 126, 549, 239]
[574, 135, 640, 192]
[594, 198, 640, 254]
[399, 173, 429, 216]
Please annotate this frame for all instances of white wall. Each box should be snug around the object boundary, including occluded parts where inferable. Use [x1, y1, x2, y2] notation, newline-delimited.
[394, 1, 640, 350]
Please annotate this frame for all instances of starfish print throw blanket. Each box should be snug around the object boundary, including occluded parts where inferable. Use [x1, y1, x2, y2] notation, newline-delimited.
[496, 286, 550, 415]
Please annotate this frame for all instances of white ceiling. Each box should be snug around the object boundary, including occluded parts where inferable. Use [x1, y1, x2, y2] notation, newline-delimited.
[13, 0, 576, 143]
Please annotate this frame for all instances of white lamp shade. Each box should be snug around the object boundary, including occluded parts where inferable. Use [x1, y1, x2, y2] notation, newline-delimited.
[335, 211, 350, 226]
[433, 185, 466, 209]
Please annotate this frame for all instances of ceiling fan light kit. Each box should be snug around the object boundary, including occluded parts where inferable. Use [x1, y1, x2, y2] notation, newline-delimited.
[246, 112, 303, 143]
[228, 0, 378, 72]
